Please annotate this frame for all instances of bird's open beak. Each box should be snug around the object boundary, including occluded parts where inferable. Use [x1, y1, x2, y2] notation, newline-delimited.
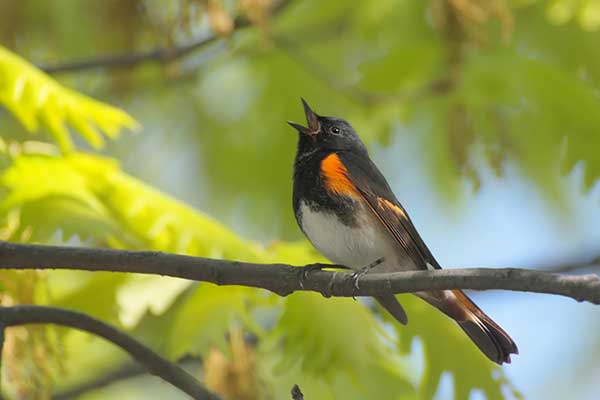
[287, 98, 320, 135]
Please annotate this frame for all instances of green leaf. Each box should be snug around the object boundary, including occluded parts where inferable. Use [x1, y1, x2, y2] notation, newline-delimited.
[52, 273, 128, 322]
[390, 295, 516, 400]
[166, 285, 254, 359]
[0, 151, 137, 244]
[116, 275, 192, 327]
[0, 45, 139, 151]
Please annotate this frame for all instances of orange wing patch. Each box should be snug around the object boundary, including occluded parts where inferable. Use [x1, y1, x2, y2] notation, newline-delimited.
[452, 290, 480, 316]
[321, 153, 360, 197]
[376, 197, 407, 219]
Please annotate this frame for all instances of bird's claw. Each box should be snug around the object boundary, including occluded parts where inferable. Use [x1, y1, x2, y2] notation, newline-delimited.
[298, 263, 324, 289]
[351, 257, 385, 292]
[351, 269, 367, 291]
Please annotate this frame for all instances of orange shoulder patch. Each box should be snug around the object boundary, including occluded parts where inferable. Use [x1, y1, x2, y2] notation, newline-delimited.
[320, 153, 359, 197]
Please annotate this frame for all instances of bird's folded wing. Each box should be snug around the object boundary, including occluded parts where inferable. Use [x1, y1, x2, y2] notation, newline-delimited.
[338, 152, 441, 270]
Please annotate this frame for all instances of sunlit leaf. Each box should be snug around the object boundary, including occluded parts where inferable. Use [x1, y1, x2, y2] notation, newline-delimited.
[0, 45, 139, 151]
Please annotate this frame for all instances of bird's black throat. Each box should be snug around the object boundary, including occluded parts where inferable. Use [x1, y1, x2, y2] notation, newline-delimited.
[292, 148, 359, 229]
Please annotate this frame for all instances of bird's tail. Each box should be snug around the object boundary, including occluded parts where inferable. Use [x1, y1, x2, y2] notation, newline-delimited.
[375, 295, 408, 325]
[419, 290, 518, 364]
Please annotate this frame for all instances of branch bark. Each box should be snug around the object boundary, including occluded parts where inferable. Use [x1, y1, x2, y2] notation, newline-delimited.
[0, 241, 598, 304]
[0, 305, 219, 400]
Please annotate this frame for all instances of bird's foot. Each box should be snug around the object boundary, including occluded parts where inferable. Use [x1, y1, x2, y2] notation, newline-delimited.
[298, 263, 327, 289]
[351, 257, 385, 292]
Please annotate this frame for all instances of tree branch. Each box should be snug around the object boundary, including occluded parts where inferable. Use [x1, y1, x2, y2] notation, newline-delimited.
[40, 35, 221, 74]
[0, 241, 598, 304]
[38, 0, 292, 74]
[0, 305, 219, 400]
[53, 355, 200, 400]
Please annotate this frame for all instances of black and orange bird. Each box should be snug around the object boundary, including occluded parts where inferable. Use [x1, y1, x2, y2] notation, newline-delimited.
[288, 99, 518, 364]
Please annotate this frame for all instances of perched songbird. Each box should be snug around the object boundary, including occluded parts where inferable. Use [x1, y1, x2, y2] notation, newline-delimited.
[288, 99, 518, 364]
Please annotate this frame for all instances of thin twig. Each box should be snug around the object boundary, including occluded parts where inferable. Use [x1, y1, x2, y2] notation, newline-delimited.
[38, 0, 293, 74]
[291, 384, 304, 400]
[40, 35, 221, 74]
[0, 241, 598, 304]
[273, 35, 454, 106]
[0, 305, 219, 400]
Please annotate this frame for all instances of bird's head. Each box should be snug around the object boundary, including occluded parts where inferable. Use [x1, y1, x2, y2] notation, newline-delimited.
[288, 98, 367, 154]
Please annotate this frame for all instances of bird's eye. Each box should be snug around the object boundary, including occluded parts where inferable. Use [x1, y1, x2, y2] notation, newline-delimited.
[330, 126, 340, 134]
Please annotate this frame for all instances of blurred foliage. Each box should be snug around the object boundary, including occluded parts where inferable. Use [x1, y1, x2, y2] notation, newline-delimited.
[0, 0, 599, 399]
[204, 328, 261, 400]
[391, 295, 520, 400]
[539, 0, 600, 30]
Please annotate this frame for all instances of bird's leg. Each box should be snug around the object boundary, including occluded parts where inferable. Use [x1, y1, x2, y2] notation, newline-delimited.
[352, 257, 385, 291]
[298, 263, 350, 289]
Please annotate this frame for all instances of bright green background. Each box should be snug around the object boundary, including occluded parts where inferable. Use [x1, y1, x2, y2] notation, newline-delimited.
[1, 0, 599, 399]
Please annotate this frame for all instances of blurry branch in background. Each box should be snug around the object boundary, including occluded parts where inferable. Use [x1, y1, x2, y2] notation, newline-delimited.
[35, 0, 455, 108]
[273, 35, 454, 106]
[291, 384, 304, 400]
[53, 355, 201, 400]
[0, 306, 219, 400]
[33, 0, 457, 109]
[39, 33, 221, 74]
[38, 0, 293, 74]
[0, 241, 599, 304]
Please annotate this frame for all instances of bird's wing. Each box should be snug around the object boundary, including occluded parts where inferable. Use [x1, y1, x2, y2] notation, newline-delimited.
[336, 151, 441, 270]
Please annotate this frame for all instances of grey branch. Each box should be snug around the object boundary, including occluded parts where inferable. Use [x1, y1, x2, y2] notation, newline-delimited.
[0, 241, 599, 304]
[0, 305, 219, 400]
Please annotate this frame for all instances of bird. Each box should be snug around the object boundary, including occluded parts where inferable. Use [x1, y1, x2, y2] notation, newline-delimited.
[288, 98, 518, 364]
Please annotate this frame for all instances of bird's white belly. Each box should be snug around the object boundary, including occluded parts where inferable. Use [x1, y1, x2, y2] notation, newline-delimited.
[298, 201, 399, 270]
